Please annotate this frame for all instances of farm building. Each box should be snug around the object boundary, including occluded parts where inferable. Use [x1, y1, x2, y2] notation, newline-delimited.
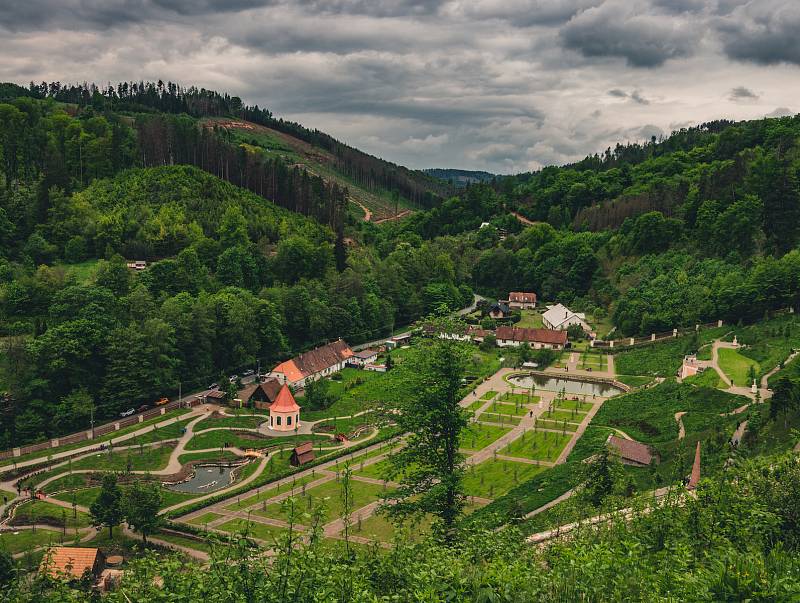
[270, 339, 354, 388]
[41, 547, 104, 581]
[268, 385, 301, 432]
[348, 349, 379, 367]
[606, 435, 655, 467]
[542, 304, 592, 333]
[290, 441, 315, 466]
[495, 326, 567, 349]
[506, 292, 537, 309]
[238, 379, 282, 409]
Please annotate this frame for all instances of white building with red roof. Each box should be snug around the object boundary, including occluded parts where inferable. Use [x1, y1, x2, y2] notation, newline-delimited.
[495, 326, 568, 349]
[506, 291, 537, 309]
[270, 339, 353, 389]
[269, 384, 301, 432]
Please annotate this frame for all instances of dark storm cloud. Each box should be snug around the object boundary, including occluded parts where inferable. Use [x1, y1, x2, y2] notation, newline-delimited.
[0, 0, 797, 172]
[559, 1, 700, 67]
[729, 86, 758, 100]
[716, 1, 800, 66]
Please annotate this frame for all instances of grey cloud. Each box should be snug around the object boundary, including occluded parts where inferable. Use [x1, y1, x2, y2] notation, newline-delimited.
[607, 89, 649, 104]
[765, 107, 794, 118]
[454, 0, 602, 27]
[716, 1, 800, 65]
[729, 86, 758, 100]
[560, 1, 700, 67]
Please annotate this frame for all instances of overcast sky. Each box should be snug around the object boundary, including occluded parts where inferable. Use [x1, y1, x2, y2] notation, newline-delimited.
[1, 0, 799, 173]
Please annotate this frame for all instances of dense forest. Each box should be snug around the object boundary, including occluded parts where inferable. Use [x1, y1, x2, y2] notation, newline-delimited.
[391, 113, 800, 335]
[0, 83, 473, 448]
[2, 80, 800, 450]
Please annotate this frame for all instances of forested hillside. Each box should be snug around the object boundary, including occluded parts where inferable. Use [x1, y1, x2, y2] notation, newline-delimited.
[0, 82, 472, 448]
[393, 115, 800, 336]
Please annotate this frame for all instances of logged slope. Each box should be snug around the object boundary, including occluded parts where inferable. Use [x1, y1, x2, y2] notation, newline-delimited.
[204, 116, 438, 222]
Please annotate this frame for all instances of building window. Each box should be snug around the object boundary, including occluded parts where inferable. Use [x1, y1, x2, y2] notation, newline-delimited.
[270, 416, 273, 426]
[277, 416, 281, 426]
[295, 414, 299, 424]
[287, 415, 292, 426]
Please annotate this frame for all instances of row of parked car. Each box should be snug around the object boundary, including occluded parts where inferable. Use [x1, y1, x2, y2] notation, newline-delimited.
[208, 369, 256, 390]
[119, 369, 259, 417]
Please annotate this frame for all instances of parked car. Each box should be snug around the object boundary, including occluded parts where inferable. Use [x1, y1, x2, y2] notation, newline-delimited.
[208, 383, 219, 390]
[228, 375, 238, 383]
[119, 408, 135, 417]
[155, 397, 169, 406]
[242, 369, 255, 376]
[137, 404, 150, 413]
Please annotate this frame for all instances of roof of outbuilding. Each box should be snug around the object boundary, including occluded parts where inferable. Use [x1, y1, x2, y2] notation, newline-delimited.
[606, 435, 653, 466]
[42, 547, 100, 579]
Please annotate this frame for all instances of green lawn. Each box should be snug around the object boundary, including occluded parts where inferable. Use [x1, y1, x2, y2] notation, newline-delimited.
[214, 518, 292, 542]
[194, 415, 264, 431]
[516, 311, 544, 328]
[13, 500, 92, 529]
[478, 413, 522, 426]
[460, 424, 512, 451]
[684, 367, 725, 389]
[500, 430, 572, 462]
[221, 473, 319, 511]
[463, 459, 545, 498]
[486, 401, 531, 417]
[154, 531, 215, 555]
[480, 390, 499, 400]
[498, 392, 540, 406]
[254, 478, 387, 524]
[0, 528, 64, 554]
[554, 400, 594, 413]
[535, 419, 578, 432]
[312, 415, 377, 440]
[717, 348, 759, 387]
[68, 444, 174, 473]
[184, 430, 332, 452]
[615, 338, 690, 377]
[351, 512, 431, 543]
[41, 473, 91, 495]
[52, 487, 100, 508]
[60, 259, 102, 283]
[540, 409, 586, 423]
[186, 512, 225, 527]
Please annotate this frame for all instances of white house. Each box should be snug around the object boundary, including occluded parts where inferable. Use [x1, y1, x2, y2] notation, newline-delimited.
[542, 304, 592, 334]
[495, 326, 568, 349]
[348, 349, 379, 367]
[506, 292, 537, 309]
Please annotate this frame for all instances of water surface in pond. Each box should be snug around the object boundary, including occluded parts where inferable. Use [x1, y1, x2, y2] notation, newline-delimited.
[507, 374, 624, 397]
[167, 464, 238, 494]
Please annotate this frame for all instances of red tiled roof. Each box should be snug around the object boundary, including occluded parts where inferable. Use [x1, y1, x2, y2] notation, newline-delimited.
[509, 292, 537, 303]
[495, 326, 567, 345]
[353, 349, 378, 359]
[270, 385, 300, 413]
[42, 547, 101, 579]
[273, 340, 353, 382]
[607, 435, 653, 466]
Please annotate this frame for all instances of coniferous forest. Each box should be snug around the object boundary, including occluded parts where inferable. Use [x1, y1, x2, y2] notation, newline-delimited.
[1, 79, 800, 601]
